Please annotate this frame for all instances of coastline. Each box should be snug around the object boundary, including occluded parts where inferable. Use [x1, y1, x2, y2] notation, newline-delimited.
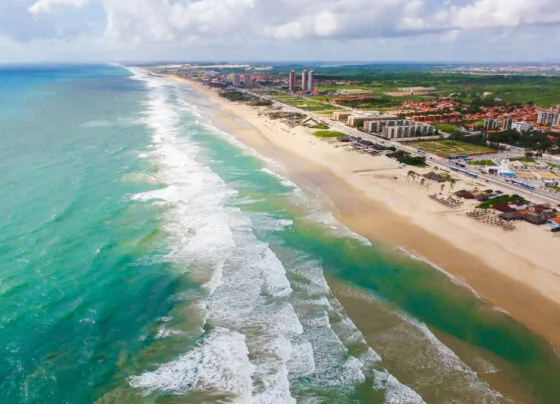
[171, 75, 560, 351]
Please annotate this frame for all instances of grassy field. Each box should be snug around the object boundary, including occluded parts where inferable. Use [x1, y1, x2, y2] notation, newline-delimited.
[468, 160, 495, 166]
[434, 124, 458, 133]
[408, 140, 496, 157]
[314, 130, 346, 138]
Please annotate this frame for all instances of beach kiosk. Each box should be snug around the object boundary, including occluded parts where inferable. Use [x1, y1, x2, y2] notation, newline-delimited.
[499, 159, 516, 178]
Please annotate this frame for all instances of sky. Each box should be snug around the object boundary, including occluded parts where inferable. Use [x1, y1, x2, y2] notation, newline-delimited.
[1, 0, 559, 63]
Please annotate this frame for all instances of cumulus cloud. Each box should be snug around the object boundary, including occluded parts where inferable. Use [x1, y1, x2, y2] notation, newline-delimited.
[10, 0, 560, 62]
[25, 0, 560, 42]
[29, 0, 91, 15]
[438, 0, 560, 30]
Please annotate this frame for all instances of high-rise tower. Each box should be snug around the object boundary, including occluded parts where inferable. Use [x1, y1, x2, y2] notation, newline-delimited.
[288, 70, 296, 93]
[307, 70, 314, 93]
[302, 70, 308, 92]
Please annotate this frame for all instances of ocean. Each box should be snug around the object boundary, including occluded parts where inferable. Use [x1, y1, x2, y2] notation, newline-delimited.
[1, 64, 560, 403]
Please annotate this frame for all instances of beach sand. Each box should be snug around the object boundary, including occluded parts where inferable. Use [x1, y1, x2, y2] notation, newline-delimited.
[173, 76, 560, 352]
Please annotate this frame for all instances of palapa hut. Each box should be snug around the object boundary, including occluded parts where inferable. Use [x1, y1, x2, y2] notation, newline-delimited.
[455, 190, 475, 199]
[423, 172, 446, 183]
[500, 211, 522, 221]
[523, 213, 548, 225]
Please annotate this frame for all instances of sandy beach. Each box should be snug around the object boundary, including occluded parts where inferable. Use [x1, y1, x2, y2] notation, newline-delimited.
[172, 76, 560, 350]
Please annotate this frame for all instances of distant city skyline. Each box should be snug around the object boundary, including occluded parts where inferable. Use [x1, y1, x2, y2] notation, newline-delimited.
[1, 0, 559, 63]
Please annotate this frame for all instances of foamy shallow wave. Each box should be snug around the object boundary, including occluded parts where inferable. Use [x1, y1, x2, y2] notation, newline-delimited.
[129, 328, 254, 400]
[127, 71, 424, 403]
[373, 371, 424, 404]
[260, 167, 299, 189]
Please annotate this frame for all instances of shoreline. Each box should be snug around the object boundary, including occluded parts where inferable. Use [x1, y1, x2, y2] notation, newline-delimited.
[171, 75, 560, 351]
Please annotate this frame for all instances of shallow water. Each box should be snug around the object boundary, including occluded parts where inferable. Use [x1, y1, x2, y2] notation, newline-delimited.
[1, 65, 560, 403]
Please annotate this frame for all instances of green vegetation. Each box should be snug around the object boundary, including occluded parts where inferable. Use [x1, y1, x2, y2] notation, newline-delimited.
[408, 140, 496, 157]
[387, 150, 427, 166]
[434, 124, 459, 133]
[334, 97, 399, 110]
[283, 65, 560, 105]
[282, 100, 336, 112]
[308, 122, 329, 130]
[478, 194, 527, 209]
[220, 90, 253, 102]
[310, 67, 560, 106]
[468, 160, 496, 166]
[462, 130, 560, 153]
[313, 130, 346, 138]
[249, 99, 273, 107]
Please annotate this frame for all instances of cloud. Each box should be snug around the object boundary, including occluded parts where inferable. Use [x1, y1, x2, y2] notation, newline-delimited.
[439, 0, 560, 30]
[29, 0, 91, 15]
[25, 0, 560, 43]
[8, 0, 560, 62]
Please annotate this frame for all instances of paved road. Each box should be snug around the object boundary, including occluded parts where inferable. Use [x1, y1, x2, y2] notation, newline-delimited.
[244, 89, 560, 206]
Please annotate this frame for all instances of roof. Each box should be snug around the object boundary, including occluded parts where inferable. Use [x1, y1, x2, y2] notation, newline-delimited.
[500, 212, 522, 220]
[523, 214, 548, 225]
[493, 204, 516, 213]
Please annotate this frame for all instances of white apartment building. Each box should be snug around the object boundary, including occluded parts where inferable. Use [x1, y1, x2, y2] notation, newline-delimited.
[381, 124, 434, 139]
[483, 118, 499, 131]
[307, 70, 314, 92]
[537, 110, 560, 126]
[502, 118, 513, 130]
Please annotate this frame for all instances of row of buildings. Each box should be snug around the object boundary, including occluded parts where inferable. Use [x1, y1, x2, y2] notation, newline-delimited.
[230, 72, 257, 88]
[364, 118, 435, 139]
[333, 112, 435, 139]
[483, 117, 537, 133]
[483, 118, 513, 131]
[288, 70, 314, 93]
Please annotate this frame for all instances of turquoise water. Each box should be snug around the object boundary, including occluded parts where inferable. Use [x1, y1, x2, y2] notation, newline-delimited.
[1, 65, 560, 403]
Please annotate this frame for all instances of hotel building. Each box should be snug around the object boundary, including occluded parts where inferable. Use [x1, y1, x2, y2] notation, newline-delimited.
[302, 70, 308, 92]
[307, 70, 314, 93]
[537, 110, 560, 126]
[288, 70, 296, 93]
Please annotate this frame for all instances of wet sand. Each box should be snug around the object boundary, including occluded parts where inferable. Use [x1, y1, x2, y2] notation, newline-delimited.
[328, 277, 538, 404]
